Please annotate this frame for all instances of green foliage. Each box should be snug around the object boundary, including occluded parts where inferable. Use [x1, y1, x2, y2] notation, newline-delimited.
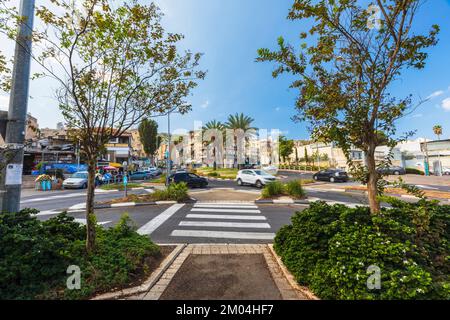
[274, 201, 450, 299]
[257, 0, 439, 213]
[152, 182, 189, 202]
[225, 113, 256, 131]
[139, 118, 159, 159]
[285, 180, 306, 199]
[279, 135, 295, 163]
[0, 210, 160, 299]
[261, 181, 285, 199]
[208, 171, 219, 177]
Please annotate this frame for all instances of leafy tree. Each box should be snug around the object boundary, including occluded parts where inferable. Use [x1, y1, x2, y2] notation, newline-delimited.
[34, 0, 205, 251]
[279, 135, 294, 163]
[258, 0, 439, 213]
[138, 118, 159, 165]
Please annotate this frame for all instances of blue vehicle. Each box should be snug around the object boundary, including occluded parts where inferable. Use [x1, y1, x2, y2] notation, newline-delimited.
[128, 171, 153, 181]
[37, 163, 87, 175]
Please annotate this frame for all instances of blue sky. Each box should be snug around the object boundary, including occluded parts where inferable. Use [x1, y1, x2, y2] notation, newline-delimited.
[1, 0, 449, 140]
[151, 0, 450, 140]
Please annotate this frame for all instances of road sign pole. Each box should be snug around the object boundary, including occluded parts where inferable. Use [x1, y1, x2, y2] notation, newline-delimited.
[0, 0, 35, 213]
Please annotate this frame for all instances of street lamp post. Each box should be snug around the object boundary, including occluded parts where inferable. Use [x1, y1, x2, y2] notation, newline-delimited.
[165, 110, 172, 186]
[122, 161, 128, 197]
[0, 0, 36, 213]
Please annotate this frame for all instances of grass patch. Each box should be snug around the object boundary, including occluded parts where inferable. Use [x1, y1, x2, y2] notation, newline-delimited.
[196, 167, 238, 180]
[100, 183, 143, 191]
[148, 174, 166, 183]
[110, 182, 190, 204]
[0, 210, 162, 300]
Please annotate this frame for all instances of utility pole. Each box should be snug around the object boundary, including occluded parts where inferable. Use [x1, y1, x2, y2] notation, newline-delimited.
[165, 111, 171, 186]
[0, 0, 35, 213]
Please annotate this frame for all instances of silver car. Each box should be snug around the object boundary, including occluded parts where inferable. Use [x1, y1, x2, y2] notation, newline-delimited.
[63, 171, 89, 189]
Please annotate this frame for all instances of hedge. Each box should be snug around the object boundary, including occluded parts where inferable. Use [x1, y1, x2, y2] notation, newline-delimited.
[274, 200, 449, 299]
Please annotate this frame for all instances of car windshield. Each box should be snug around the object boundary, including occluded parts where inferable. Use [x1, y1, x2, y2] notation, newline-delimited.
[72, 172, 88, 179]
[254, 170, 271, 176]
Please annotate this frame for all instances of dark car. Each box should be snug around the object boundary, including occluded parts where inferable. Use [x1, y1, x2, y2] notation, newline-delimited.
[377, 166, 406, 176]
[169, 172, 208, 188]
[313, 169, 349, 183]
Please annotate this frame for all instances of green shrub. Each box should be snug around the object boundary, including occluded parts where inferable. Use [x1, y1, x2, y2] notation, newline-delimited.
[285, 180, 306, 199]
[406, 168, 425, 175]
[0, 210, 160, 300]
[261, 181, 285, 199]
[152, 182, 189, 202]
[274, 200, 450, 300]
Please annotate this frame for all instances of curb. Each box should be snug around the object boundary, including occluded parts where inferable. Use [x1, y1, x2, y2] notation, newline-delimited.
[267, 244, 319, 300]
[255, 199, 309, 205]
[91, 244, 187, 300]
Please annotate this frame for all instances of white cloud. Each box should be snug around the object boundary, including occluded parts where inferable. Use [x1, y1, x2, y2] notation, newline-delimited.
[411, 113, 423, 118]
[0, 95, 9, 110]
[200, 100, 210, 109]
[442, 98, 450, 111]
[427, 90, 444, 100]
[275, 107, 281, 112]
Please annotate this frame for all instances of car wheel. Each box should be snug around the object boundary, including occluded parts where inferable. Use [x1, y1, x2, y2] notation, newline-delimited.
[394, 171, 400, 175]
[82, 183, 87, 189]
[237, 178, 243, 186]
[313, 176, 318, 181]
[329, 177, 335, 183]
[255, 180, 263, 188]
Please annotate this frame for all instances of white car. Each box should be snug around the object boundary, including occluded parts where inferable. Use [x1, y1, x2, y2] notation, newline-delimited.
[443, 167, 450, 175]
[63, 171, 89, 189]
[262, 165, 278, 175]
[236, 169, 277, 188]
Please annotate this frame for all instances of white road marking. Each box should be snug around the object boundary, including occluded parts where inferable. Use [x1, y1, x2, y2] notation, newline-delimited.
[191, 208, 261, 214]
[416, 185, 439, 190]
[186, 214, 266, 221]
[137, 203, 185, 235]
[193, 204, 258, 209]
[69, 203, 86, 210]
[74, 219, 111, 226]
[35, 210, 60, 216]
[171, 229, 275, 240]
[179, 221, 270, 229]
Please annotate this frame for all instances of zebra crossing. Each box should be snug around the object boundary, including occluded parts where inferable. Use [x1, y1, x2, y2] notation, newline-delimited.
[170, 202, 276, 240]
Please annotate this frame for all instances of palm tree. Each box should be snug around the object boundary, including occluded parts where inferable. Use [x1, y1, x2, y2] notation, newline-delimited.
[433, 125, 443, 140]
[433, 125, 443, 176]
[202, 120, 225, 170]
[225, 113, 257, 168]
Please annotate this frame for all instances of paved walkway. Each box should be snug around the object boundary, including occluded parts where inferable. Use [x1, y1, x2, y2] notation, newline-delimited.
[129, 244, 308, 300]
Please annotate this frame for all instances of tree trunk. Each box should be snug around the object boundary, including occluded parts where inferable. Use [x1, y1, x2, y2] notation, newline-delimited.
[366, 146, 380, 214]
[85, 159, 97, 253]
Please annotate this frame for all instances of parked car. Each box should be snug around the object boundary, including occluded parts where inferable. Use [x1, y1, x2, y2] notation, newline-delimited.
[128, 171, 152, 181]
[143, 167, 162, 176]
[236, 169, 277, 188]
[63, 171, 89, 189]
[442, 167, 450, 175]
[262, 165, 278, 175]
[313, 169, 349, 183]
[377, 166, 406, 176]
[169, 172, 208, 188]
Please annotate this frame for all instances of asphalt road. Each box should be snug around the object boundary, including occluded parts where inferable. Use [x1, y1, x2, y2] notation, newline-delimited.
[35, 203, 304, 244]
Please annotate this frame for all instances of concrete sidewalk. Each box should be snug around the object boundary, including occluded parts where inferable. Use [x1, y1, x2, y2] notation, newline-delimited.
[127, 244, 314, 300]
